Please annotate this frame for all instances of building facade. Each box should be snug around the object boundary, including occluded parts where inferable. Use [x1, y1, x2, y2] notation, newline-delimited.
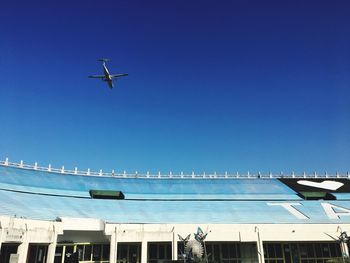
[0, 159, 350, 263]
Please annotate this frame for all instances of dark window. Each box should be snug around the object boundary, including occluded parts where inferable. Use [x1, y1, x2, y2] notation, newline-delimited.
[92, 244, 101, 261]
[84, 245, 92, 261]
[275, 244, 283, 258]
[314, 244, 322, 257]
[268, 244, 276, 258]
[159, 244, 165, 258]
[299, 243, 307, 257]
[264, 242, 339, 262]
[64, 246, 74, 263]
[76, 245, 84, 261]
[27, 245, 48, 263]
[117, 243, 141, 263]
[229, 243, 236, 258]
[222, 243, 230, 258]
[129, 244, 139, 263]
[149, 244, 157, 259]
[307, 243, 315, 257]
[177, 242, 185, 259]
[102, 244, 110, 260]
[321, 243, 330, 257]
[263, 244, 267, 258]
[118, 244, 128, 260]
[54, 246, 63, 263]
[148, 242, 171, 263]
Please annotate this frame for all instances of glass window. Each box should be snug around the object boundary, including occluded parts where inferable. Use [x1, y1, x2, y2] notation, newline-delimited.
[118, 243, 141, 263]
[321, 243, 330, 257]
[177, 242, 185, 259]
[118, 244, 128, 260]
[329, 243, 337, 257]
[200, 242, 257, 262]
[93, 244, 101, 261]
[307, 243, 315, 257]
[27, 245, 37, 263]
[102, 244, 110, 260]
[148, 242, 171, 262]
[222, 243, 230, 258]
[275, 244, 283, 258]
[314, 244, 322, 257]
[64, 246, 74, 263]
[76, 245, 84, 261]
[263, 244, 267, 257]
[166, 244, 172, 259]
[84, 245, 92, 261]
[268, 244, 275, 258]
[159, 244, 165, 259]
[213, 244, 220, 260]
[54, 246, 63, 263]
[228, 243, 236, 258]
[149, 244, 157, 259]
[129, 244, 139, 263]
[299, 243, 307, 257]
[264, 242, 340, 262]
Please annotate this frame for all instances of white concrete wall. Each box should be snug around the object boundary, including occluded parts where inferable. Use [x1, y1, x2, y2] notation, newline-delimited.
[1, 216, 350, 263]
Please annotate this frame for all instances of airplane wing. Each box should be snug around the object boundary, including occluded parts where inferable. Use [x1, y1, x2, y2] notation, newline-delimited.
[110, 73, 128, 78]
[88, 75, 105, 78]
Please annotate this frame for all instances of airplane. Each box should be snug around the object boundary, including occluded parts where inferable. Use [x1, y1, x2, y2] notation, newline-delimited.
[88, 58, 128, 89]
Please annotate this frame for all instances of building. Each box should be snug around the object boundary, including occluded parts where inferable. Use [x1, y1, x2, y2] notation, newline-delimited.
[0, 159, 350, 263]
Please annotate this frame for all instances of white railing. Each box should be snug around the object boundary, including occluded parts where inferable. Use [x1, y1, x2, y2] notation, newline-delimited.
[0, 158, 349, 179]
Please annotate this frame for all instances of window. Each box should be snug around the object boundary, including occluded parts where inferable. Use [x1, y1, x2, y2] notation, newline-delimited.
[117, 243, 141, 263]
[263, 242, 341, 262]
[27, 244, 48, 263]
[148, 242, 172, 263]
[55, 243, 109, 263]
[179, 242, 258, 263]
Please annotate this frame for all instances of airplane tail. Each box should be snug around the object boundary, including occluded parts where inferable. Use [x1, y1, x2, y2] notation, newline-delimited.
[98, 58, 110, 63]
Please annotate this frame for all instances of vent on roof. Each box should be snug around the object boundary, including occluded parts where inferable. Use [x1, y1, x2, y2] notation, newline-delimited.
[298, 192, 336, 200]
[89, 190, 125, 200]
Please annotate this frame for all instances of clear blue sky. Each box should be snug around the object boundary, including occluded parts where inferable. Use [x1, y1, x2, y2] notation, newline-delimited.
[1, 0, 349, 174]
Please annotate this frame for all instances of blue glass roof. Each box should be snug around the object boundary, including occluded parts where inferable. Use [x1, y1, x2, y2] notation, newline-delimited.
[0, 166, 299, 200]
[0, 189, 349, 224]
[1, 165, 350, 223]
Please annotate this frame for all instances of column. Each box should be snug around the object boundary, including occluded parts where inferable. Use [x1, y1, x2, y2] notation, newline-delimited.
[255, 227, 265, 263]
[46, 228, 58, 263]
[141, 240, 148, 263]
[172, 232, 178, 260]
[17, 241, 29, 263]
[109, 228, 118, 263]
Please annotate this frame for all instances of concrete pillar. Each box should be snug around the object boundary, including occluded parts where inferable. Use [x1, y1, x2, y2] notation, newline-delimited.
[172, 232, 178, 260]
[109, 228, 118, 263]
[141, 240, 148, 263]
[17, 241, 29, 263]
[46, 228, 58, 263]
[255, 227, 265, 263]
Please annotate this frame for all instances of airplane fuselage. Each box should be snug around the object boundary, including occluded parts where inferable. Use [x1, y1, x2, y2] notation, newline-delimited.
[102, 63, 114, 88]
